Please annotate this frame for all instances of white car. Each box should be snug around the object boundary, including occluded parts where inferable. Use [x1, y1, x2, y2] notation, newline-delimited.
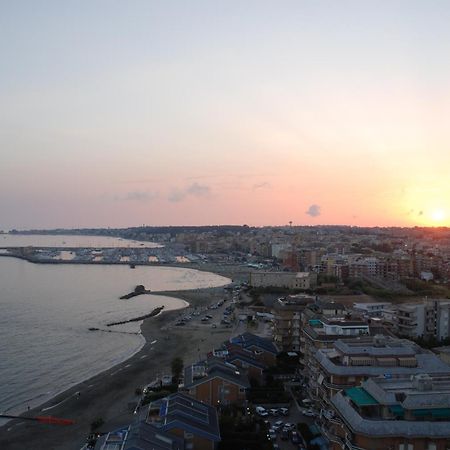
[302, 409, 316, 417]
[283, 422, 295, 430]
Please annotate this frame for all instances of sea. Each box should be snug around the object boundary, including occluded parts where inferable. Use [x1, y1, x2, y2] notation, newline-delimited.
[0, 235, 230, 424]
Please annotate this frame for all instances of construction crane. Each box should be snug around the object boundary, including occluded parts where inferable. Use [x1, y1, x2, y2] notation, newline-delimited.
[0, 414, 75, 426]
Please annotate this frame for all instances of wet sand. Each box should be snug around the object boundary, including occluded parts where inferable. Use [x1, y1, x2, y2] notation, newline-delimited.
[0, 283, 239, 450]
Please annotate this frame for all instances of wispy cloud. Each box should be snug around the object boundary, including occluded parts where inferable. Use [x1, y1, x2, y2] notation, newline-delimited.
[253, 182, 272, 190]
[306, 204, 321, 217]
[168, 183, 211, 202]
[114, 191, 158, 202]
[186, 182, 211, 197]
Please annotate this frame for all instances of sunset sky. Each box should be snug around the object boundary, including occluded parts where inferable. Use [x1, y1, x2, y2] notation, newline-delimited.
[1, 1, 449, 229]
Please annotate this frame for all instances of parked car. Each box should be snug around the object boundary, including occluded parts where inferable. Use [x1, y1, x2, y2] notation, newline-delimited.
[268, 429, 277, 440]
[302, 409, 316, 417]
[280, 429, 289, 441]
[291, 431, 301, 444]
[256, 406, 269, 417]
[279, 407, 289, 416]
[283, 423, 295, 431]
[269, 408, 279, 416]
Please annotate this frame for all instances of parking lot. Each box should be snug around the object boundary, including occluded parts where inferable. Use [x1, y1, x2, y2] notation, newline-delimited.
[256, 403, 317, 450]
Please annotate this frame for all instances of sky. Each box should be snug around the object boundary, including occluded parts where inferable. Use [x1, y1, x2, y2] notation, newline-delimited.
[1, 1, 449, 229]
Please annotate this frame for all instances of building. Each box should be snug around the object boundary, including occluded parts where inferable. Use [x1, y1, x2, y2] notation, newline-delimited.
[223, 343, 267, 385]
[396, 299, 450, 340]
[95, 421, 185, 450]
[301, 316, 372, 375]
[230, 332, 279, 366]
[325, 374, 450, 450]
[272, 295, 316, 351]
[146, 392, 221, 450]
[248, 271, 317, 289]
[313, 335, 450, 411]
[184, 358, 249, 406]
[353, 302, 393, 317]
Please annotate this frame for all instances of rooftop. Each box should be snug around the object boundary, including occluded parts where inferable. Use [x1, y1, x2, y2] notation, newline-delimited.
[148, 392, 221, 442]
[95, 421, 185, 450]
[331, 374, 450, 437]
[230, 332, 278, 355]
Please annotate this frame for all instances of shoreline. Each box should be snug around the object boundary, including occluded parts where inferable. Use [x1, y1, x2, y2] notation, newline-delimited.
[0, 270, 236, 450]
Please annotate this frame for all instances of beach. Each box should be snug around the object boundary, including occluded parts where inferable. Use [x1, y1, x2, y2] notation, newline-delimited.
[0, 279, 245, 450]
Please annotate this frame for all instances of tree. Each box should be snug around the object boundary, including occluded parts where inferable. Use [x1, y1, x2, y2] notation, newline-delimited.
[171, 357, 184, 384]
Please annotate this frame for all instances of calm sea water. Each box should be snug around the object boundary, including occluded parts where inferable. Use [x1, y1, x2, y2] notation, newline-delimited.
[0, 237, 229, 422]
[0, 234, 162, 248]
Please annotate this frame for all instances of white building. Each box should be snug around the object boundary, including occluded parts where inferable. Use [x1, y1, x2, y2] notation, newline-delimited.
[396, 299, 450, 340]
[353, 302, 392, 317]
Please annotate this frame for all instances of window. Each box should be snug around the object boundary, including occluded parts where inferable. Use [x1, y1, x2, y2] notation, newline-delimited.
[427, 444, 437, 450]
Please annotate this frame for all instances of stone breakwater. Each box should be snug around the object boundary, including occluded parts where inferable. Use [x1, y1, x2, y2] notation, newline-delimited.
[106, 306, 165, 327]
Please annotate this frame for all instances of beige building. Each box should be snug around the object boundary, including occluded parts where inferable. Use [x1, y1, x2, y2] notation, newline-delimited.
[325, 374, 450, 450]
[249, 271, 317, 289]
[272, 295, 316, 351]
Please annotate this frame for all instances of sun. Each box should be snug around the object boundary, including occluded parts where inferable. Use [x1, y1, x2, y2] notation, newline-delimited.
[431, 208, 446, 223]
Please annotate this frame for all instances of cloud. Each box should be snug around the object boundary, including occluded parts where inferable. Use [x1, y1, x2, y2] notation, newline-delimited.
[113, 191, 158, 202]
[305, 204, 321, 217]
[168, 189, 186, 203]
[253, 182, 272, 190]
[186, 183, 211, 197]
[168, 183, 211, 202]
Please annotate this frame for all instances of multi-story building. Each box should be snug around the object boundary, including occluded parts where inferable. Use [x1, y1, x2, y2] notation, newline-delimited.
[396, 300, 450, 340]
[313, 335, 450, 411]
[353, 302, 393, 317]
[248, 271, 317, 289]
[272, 295, 316, 351]
[301, 316, 372, 374]
[325, 374, 450, 450]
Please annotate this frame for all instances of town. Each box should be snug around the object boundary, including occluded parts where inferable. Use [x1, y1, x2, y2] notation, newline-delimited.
[4, 225, 450, 450]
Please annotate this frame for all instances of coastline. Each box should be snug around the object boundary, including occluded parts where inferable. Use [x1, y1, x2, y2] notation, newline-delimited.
[0, 273, 235, 450]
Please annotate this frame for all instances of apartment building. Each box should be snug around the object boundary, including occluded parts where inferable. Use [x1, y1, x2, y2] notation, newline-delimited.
[396, 299, 450, 340]
[272, 295, 316, 351]
[313, 335, 450, 411]
[248, 271, 317, 289]
[301, 316, 371, 374]
[325, 374, 450, 450]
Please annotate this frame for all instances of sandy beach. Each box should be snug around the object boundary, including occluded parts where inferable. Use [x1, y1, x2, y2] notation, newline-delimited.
[0, 274, 247, 450]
